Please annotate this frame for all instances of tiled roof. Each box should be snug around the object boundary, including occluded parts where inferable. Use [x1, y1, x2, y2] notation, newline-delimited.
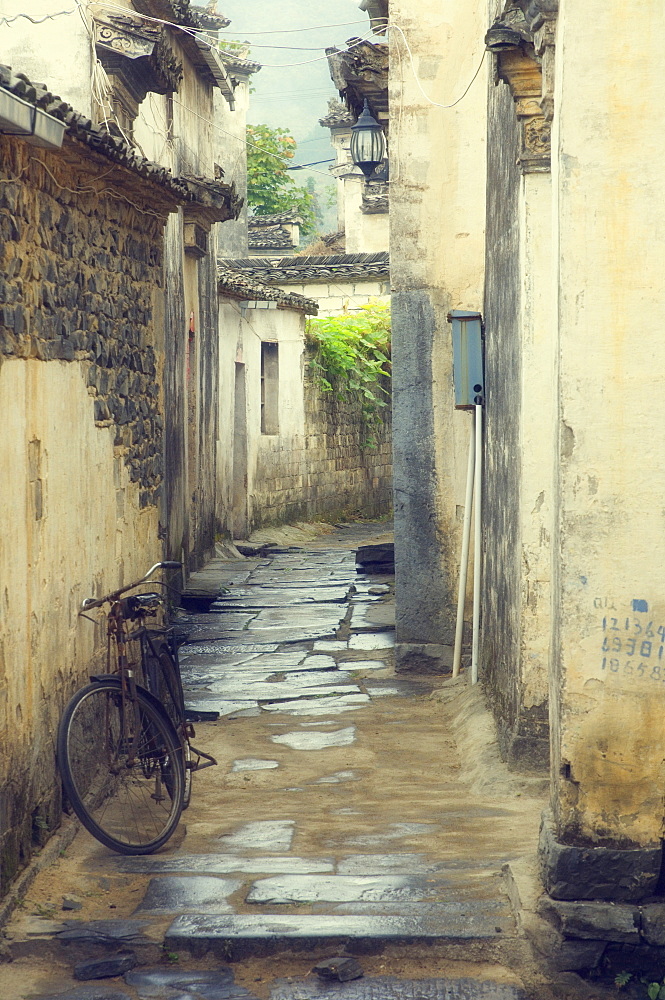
[219, 51, 262, 75]
[0, 66, 242, 220]
[319, 99, 354, 130]
[249, 210, 303, 226]
[219, 252, 390, 284]
[217, 266, 318, 314]
[248, 228, 294, 251]
[145, 1, 231, 30]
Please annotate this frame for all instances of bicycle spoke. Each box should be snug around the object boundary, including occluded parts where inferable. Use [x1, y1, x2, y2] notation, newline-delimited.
[57, 681, 184, 854]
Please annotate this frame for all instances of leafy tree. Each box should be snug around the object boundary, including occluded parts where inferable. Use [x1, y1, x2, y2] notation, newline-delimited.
[246, 124, 318, 234]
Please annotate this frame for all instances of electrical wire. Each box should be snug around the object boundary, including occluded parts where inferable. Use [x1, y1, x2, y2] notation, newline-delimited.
[0, 8, 77, 26]
[388, 24, 486, 111]
[216, 19, 385, 35]
[172, 97, 335, 178]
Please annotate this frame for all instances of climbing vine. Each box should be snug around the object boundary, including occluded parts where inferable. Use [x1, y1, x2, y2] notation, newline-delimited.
[305, 302, 391, 439]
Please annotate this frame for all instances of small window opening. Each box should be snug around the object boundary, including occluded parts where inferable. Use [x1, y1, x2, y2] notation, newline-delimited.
[261, 342, 279, 435]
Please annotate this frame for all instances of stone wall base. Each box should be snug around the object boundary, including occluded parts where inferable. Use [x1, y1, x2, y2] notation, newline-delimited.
[520, 812, 665, 979]
[539, 813, 662, 902]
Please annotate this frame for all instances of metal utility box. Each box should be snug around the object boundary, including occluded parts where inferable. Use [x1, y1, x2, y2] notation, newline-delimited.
[449, 310, 484, 409]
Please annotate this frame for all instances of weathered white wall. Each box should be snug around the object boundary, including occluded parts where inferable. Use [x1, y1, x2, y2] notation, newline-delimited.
[0, 359, 160, 883]
[273, 279, 389, 317]
[390, 0, 487, 671]
[217, 301, 307, 537]
[0, 0, 93, 114]
[217, 298, 392, 536]
[344, 174, 389, 253]
[550, 0, 665, 847]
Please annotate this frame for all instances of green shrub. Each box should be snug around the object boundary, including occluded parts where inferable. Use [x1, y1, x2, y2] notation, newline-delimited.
[305, 302, 391, 443]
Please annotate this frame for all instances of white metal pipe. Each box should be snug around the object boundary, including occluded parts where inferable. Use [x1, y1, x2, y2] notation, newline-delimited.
[471, 404, 483, 684]
[452, 416, 475, 678]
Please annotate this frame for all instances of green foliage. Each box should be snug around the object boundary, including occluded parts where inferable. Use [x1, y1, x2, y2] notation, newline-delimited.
[647, 981, 665, 1000]
[615, 972, 632, 989]
[305, 302, 391, 442]
[246, 124, 318, 235]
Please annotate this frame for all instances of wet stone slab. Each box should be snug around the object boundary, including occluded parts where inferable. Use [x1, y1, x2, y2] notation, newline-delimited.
[202, 680, 360, 701]
[233, 626, 339, 644]
[231, 758, 279, 772]
[315, 900, 514, 934]
[125, 967, 259, 1000]
[212, 587, 350, 608]
[179, 643, 279, 655]
[165, 914, 510, 955]
[269, 978, 529, 1000]
[261, 693, 369, 717]
[328, 823, 441, 847]
[245, 875, 471, 905]
[348, 633, 396, 650]
[218, 821, 295, 853]
[364, 679, 435, 697]
[35, 989, 132, 1000]
[185, 698, 255, 718]
[133, 877, 242, 914]
[336, 855, 445, 875]
[111, 855, 335, 876]
[270, 727, 356, 750]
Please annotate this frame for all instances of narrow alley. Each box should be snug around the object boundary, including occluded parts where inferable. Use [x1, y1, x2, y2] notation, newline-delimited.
[2, 523, 548, 1000]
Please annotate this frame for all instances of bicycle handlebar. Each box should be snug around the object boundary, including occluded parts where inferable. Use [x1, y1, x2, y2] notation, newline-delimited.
[80, 561, 183, 612]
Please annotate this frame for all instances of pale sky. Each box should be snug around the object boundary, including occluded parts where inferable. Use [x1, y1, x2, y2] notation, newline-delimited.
[218, 0, 365, 161]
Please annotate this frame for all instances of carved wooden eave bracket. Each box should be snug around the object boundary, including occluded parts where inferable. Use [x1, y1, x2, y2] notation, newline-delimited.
[485, 0, 558, 174]
[95, 15, 183, 105]
[326, 40, 389, 126]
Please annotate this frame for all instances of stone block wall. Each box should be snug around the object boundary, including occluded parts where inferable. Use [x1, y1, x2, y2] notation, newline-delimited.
[0, 139, 167, 508]
[251, 362, 392, 530]
[0, 136, 172, 897]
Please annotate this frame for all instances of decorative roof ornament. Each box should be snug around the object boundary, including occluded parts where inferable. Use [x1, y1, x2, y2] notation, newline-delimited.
[485, 0, 558, 173]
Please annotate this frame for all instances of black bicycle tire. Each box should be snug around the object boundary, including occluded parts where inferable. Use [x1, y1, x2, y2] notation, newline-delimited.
[57, 679, 184, 855]
[141, 639, 192, 809]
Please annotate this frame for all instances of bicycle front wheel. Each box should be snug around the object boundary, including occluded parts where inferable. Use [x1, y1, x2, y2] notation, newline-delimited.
[57, 680, 184, 855]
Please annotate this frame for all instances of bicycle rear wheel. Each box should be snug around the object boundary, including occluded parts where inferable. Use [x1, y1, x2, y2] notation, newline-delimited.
[57, 680, 184, 855]
[142, 639, 192, 809]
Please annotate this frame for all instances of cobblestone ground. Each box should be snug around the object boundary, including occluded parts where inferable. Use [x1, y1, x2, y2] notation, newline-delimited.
[1, 521, 551, 1000]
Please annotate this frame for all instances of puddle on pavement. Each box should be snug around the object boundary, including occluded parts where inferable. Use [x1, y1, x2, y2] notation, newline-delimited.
[134, 875, 242, 914]
[261, 694, 370, 716]
[245, 874, 473, 905]
[330, 823, 442, 848]
[348, 632, 396, 650]
[113, 855, 335, 875]
[232, 758, 279, 772]
[314, 771, 359, 784]
[218, 821, 295, 853]
[270, 727, 356, 749]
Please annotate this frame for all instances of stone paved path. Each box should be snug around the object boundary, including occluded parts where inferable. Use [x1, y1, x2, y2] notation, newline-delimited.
[2, 522, 546, 1000]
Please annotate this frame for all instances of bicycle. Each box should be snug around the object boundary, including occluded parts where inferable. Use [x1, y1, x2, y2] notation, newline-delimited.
[56, 561, 216, 855]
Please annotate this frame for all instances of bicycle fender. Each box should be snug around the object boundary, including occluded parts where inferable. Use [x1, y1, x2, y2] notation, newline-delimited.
[87, 676, 178, 739]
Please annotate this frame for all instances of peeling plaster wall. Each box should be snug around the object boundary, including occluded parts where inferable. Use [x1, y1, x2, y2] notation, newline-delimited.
[0, 139, 167, 894]
[482, 76, 523, 756]
[550, 0, 665, 847]
[482, 40, 553, 768]
[389, 0, 487, 670]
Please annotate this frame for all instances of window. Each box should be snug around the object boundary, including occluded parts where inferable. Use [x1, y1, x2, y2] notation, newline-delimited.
[260, 342, 279, 435]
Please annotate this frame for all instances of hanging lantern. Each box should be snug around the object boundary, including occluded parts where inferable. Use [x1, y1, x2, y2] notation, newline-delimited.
[350, 99, 386, 178]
